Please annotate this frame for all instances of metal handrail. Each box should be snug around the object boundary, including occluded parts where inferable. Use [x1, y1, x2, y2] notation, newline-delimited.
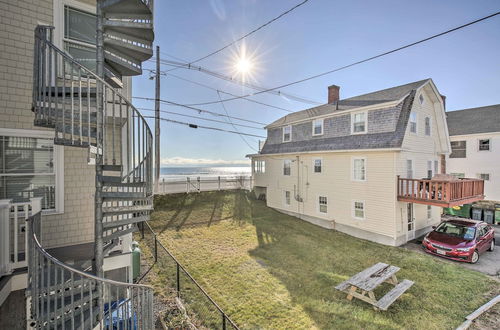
[29, 211, 154, 329]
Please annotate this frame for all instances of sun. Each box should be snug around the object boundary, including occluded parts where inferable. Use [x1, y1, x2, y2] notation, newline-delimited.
[235, 57, 253, 74]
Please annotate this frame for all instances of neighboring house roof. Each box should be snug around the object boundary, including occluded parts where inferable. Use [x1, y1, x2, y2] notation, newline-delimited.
[259, 89, 417, 155]
[266, 79, 430, 128]
[446, 104, 500, 136]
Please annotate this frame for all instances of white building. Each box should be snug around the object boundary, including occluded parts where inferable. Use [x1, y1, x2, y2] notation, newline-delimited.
[446, 105, 500, 202]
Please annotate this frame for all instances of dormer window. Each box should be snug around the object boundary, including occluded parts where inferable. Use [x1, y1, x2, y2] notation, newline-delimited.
[419, 94, 425, 105]
[312, 119, 324, 136]
[283, 125, 292, 142]
[409, 112, 417, 134]
[351, 112, 367, 134]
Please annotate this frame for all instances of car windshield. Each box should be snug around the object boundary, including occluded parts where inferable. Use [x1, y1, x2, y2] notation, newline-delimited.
[435, 222, 476, 240]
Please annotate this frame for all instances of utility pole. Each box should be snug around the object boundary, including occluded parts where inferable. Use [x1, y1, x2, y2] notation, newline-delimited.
[154, 46, 161, 192]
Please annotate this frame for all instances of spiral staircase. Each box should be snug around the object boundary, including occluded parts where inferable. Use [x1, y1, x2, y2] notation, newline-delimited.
[28, 0, 155, 328]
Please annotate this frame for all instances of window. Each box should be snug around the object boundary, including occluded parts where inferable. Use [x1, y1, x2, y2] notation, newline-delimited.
[313, 159, 322, 173]
[351, 112, 367, 134]
[283, 125, 292, 142]
[451, 173, 465, 179]
[419, 94, 425, 105]
[312, 119, 324, 136]
[0, 135, 61, 211]
[450, 141, 466, 158]
[427, 205, 432, 220]
[64, 6, 97, 72]
[409, 112, 417, 133]
[353, 201, 365, 219]
[427, 161, 433, 179]
[434, 160, 439, 176]
[425, 117, 431, 136]
[477, 173, 490, 181]
[352, 158, 366, 181]
[284, 191, 291, 206]
[254, 160, 265, 174]
[406, 159, 413, 179]
[319, 196, 328, 213]
[283, 160, 291, 176]
[478, 139, 490, 151]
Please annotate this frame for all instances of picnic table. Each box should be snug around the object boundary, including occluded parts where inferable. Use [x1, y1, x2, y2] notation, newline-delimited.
[335, 262, 414, 311]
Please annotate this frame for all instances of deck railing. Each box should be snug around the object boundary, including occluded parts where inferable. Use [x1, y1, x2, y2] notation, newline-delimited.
[397, 176, 484, 207]
[27, 211, 154, 329]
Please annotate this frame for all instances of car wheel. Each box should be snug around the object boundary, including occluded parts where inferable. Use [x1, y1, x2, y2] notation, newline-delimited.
[471, 250, 479, 264]
[488, 240, 495, 252]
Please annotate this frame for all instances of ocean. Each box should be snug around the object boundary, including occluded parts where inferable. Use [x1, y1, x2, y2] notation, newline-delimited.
[160, 165, 251, 182]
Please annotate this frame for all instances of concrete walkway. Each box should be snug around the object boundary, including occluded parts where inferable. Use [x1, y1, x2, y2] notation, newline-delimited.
[403, 225, 500, 277]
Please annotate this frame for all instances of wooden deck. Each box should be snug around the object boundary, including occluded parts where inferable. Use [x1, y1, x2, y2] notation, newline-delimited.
[397, 176, 484, 207]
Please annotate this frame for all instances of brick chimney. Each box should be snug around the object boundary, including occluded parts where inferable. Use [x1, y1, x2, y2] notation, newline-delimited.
[440, 94, 446, 109]
[328, 85, 340, 104]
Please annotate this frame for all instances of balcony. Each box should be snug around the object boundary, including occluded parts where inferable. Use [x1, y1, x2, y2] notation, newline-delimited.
[397, 176, 484, 207]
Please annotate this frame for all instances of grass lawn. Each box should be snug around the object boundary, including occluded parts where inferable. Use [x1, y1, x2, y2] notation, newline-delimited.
[144, 190, 499, 329]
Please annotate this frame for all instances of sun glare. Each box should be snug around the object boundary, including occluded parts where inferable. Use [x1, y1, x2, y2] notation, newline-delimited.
[235, 57, 253, 73]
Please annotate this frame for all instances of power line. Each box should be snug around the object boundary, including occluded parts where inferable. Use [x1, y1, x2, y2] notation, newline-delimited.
[138, 107, 264, 130]
[144, 68, 294, 113]
[133, 96, 267, 125]
[148, 58, 321, 105]
[165, 0, 310, 68]
[142, 116, 266, 138]
[190, 11, 500, 105]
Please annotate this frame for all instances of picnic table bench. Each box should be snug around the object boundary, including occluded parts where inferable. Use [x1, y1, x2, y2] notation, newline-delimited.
[335, 262, 414, 311]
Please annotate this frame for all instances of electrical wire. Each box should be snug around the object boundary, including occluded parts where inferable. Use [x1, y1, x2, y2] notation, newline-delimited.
[142, 116, 266, 138]
[164, 0, 310, 69]
[137, 107, 264, 130]
[133, 96, 267, 125]
[144, 69, 294, 113]
[179, 11, 500, 105]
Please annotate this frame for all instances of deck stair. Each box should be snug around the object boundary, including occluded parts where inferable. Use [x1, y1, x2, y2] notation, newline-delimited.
[28, 0, 155, 328]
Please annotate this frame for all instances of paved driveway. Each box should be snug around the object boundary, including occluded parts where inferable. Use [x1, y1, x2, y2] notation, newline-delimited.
[403, 225, 500, 276]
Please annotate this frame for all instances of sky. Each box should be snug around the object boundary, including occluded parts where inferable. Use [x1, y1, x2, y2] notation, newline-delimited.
[132, 0, 500, 166]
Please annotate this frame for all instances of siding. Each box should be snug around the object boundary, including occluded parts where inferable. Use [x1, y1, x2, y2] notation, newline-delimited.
[253, 151, 398, 238]
[446, 133, 500, 201]
[0, 0, 124, 248]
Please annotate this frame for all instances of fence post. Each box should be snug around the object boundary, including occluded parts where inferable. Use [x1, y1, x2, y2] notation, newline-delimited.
[222, 313, 227, 330]
[218, 176, 221, 191]
[141, 221, 144, 239]
[162, 178, 165, 193]
[176, 263, 180, 298]
[154, 235, 158, 263]
[197, 177, 200, 193]
[187, 177, 190, 193]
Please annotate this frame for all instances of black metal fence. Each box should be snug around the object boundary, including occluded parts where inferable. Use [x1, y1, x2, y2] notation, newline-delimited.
[138, 222, 239, 329]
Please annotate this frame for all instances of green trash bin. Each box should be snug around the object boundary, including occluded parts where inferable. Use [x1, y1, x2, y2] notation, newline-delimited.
[444, 204, 471, 218]
[495, 204, 500, 224]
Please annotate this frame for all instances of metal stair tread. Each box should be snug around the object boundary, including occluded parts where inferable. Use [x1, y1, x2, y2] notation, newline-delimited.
[102, 215, 149, 229]
[104, 37, 153, 61]
[102, 204, 153, 214]
[103, 225, 138, 242]
[103, 19, 154, 41]
[102, 191, 147, 198]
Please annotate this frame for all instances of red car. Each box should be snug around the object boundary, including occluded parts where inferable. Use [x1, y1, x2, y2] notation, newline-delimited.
[422, 219, 495, 263]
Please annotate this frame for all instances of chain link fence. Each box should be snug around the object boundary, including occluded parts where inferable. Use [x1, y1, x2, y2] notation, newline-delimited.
[154, 176, 252, 194]
[137, 222, 239, 329]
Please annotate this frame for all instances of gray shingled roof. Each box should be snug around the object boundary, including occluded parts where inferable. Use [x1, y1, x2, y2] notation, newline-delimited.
[266, 79, 430, 128]
[260, 90, 417, 154]
[446, 105, 500, 136]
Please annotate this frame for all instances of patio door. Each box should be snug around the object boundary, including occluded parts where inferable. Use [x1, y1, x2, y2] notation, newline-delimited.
[407, 203, 415, 241]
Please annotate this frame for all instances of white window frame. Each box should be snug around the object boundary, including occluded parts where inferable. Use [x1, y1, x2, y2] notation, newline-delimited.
[313, 158, 322, 174]
[478, 139, 491, 152]
[318, 195, 328, 214]
[284, 190, 291, 207]
[434, 160, 439, 176]
[409, 112, 418, 134]
[352, 200, 365, 220]
[352, 157, 366, 182]
[424, 116, 431, 136]
[427, 205, 432, 221]
[282, 125, 292, 142]
[254, 160, 265, 174]
[419, 93, 425, 105]
[427, 160, 433, 179]
[283, 159, 291, 176]
[406, 159, 414, 179]
[351, 111, 367, 135]
[0, 128, 64, 215]
[312, 119, 324, 136]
